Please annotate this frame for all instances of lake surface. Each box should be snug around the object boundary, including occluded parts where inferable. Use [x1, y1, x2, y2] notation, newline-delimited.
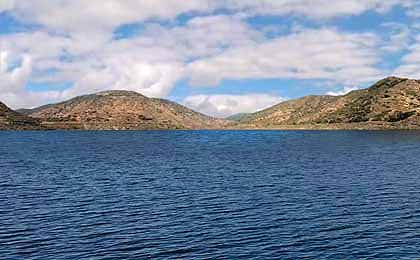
[1, 131, 420, 259]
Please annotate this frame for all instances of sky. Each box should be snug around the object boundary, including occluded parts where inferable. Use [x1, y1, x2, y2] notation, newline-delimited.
[1, 0, 420, 117]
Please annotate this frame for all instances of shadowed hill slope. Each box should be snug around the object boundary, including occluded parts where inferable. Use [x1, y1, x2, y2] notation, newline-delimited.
[0, 102, 42, 130]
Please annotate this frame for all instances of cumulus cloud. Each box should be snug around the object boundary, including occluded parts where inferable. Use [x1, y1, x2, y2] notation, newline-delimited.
[394, 36, 420, 79]
[0, 52, 31, 93]
[0, 51, 62, 108]
[0, 15, 261, 105]
[401, 1, 420, 18]
[0, 18, 385, 109]
[187, 28, 383, 86]
[183, 94, 284, 118]
[222, 0, 406, 19]
[65, 61, 185, 99]
[140, 15, 264, 59]
[381, 23, 412, 53]
[0, 0, 14, 13]
[0, 29, 185, 99]
[9, 0, 409, 34]
[0, 52, 7, 73]
[0, 0, 417, 109]
[11, 0, 213, 35]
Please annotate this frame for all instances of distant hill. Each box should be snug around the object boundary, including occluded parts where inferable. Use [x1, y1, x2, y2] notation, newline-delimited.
[226, 113, 252, 121]
[22, 90, 228, 130]
[237, 77, 420, 130]
[0, 102, 42, 130]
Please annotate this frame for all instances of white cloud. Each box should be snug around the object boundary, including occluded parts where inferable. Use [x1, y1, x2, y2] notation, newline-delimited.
[222, 0, 405, 19]
[0, 0, 14, 13]
[64, 61, 185, 99]
[0, 51, 31, 93]
[394, 36, 420, 79]
[0, 51, 62, 108]
[8, 0, 409, 34]
[183, 93, 284, 117]
[0, 90, 63, 109]
[0, 28, 187, 99]
[0, 15, 260, 105]
[3, 0, 415, 44]
[401, 1, 420, 18]
[140, 15, 264, 59]
[12, 0, 213, 35]
[326, 86, 359, 96]
[187, 28, 383, 87]
[0, 19, 386, 108]
[0, 51, 8, 73]
[381, 23, 412, 53]
[1, 1, 416, 109]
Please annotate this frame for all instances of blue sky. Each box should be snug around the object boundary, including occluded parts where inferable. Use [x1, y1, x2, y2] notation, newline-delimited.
[1, 1, 420, 117]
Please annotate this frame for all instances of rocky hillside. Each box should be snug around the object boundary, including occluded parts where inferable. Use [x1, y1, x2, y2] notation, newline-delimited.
[238, 77, 420, 129]
[0, 102, 42, 130]
[23, 90, 228, 130]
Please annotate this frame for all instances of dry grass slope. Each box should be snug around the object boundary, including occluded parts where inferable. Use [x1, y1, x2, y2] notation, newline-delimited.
[23, 90, 228, 130]
[6, 77, 420, 131]
[238, 77, 420, 130]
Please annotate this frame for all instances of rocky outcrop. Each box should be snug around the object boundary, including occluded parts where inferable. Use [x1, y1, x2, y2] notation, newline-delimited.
[0, 102, 42, 130]
[23, 90, 228, 130]
[237, 77, 420, 130]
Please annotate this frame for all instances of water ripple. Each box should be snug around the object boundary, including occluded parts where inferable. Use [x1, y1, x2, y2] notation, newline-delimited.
[1, 130, 420, 259]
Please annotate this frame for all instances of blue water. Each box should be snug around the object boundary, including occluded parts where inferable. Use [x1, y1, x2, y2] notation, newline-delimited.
[1, 131, 420, 259]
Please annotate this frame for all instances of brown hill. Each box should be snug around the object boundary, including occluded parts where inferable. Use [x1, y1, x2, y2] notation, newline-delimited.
[23, 90, 228, 130]
[238, 77, 420, 130]
[0, 102, 42, 130]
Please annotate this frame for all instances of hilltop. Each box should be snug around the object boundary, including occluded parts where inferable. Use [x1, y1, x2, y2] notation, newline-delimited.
[4, 77, 420, 131]
[237, 77, 420, 130]
[21, 90, 228, 130]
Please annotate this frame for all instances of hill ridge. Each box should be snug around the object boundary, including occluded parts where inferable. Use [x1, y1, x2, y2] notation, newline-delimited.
[237, 76, 420, 129]
[22, 90, 227, 130]
[4, 76, 420, 130]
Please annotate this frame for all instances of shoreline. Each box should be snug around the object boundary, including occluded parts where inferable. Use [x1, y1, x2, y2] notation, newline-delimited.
[3, 124, 420, 131]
